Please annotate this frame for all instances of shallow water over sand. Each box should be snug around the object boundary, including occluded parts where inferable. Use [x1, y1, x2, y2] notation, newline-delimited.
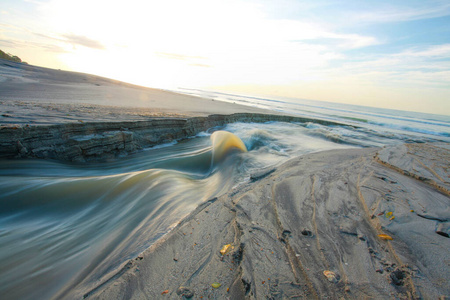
[0, 121, 446, 299]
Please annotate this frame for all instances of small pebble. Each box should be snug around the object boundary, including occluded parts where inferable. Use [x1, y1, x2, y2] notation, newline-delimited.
[177, 287, 194, 298]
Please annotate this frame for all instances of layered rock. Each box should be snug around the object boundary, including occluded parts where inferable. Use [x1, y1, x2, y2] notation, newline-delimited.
[0, 113, 346, 162]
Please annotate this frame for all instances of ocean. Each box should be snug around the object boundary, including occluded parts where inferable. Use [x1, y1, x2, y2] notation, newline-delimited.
[179, 88, 450, 143]
[0, 90, 449, 299]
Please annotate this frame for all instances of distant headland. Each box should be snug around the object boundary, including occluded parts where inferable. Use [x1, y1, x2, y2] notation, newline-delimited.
[0, 49, 27, 64]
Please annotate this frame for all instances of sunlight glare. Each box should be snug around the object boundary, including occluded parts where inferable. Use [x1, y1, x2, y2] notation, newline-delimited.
[41, 0, 341, 89]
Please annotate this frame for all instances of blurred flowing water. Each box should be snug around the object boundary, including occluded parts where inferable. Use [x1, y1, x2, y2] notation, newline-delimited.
[1, 92, 449, 299]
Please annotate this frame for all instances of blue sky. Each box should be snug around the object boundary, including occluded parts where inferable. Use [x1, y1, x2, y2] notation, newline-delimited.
[1, 0, 449, 115]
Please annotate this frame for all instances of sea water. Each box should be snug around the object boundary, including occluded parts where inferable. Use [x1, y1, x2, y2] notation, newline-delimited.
[0, 91, 449, 299]
[179, 88, 450, 141]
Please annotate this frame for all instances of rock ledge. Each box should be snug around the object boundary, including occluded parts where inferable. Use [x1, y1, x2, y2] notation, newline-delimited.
[0, 113, 345, 162]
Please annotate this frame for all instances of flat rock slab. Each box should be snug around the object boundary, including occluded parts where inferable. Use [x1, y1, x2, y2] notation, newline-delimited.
[81, 144, 449, 299]
[377, 143, 450, 195]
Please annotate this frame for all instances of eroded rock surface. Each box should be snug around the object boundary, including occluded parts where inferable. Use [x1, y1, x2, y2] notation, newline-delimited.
[82, 144, 449, 299]
[0, 113, 345, 162]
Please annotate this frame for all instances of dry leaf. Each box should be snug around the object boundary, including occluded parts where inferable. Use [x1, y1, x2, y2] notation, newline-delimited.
[220, 244, 233, 256]
[378, 234, 393, 240]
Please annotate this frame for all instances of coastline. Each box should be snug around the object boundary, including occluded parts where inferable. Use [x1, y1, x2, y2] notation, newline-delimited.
[80, 143, 449, 299]
[1, 59, 348, 162]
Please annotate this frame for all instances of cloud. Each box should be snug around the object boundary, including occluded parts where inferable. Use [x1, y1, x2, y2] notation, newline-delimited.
[273, 19, 379, 50]
[318, 43, 450, 91]
[0, 38, 66, 53]
[23, 0, 46, 4]
[38, 43, 67, 53]
[351, 2, 450, 24]
[395, 44, 450, 58]
[1, 22, 102, 53]
[61, 34, 105, 50]
[297, 33, 379, 50]
[0, 39, 21, 48]
[341, 44, 450, 73]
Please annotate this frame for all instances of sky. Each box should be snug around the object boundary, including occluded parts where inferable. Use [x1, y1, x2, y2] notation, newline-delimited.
[1, 0, 450, 115]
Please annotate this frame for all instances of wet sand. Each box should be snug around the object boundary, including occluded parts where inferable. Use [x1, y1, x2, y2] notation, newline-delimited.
[84, 144, 450, 299]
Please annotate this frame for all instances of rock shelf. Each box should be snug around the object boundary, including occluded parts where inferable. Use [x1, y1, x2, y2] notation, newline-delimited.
[0, 113, 347, 162]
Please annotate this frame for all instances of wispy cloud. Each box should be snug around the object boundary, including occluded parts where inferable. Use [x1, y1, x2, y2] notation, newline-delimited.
[320, 43, 450, 90]
[0, 23, 95, 53]
[37, 43, 67, 53]
[23, 0, 46, 5]
[61, 34, 105, 50]
[395, 44, 450, 58]
[0, 22, 31, 34]
[0, 39, 21, 48]
[341, 44, 450, 72]
[312, 33, 380, 49]
[31, 32, 101, 52]
[352, 2, 450, 24]
[0, 37, 66, 53]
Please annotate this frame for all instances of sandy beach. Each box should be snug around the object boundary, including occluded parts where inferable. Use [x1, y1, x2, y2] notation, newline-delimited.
[0, 60, 449, 300]
[0, 59, 274, 126]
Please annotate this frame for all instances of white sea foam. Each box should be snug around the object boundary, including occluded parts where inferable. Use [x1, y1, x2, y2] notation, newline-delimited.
[177, 88, 450, 143]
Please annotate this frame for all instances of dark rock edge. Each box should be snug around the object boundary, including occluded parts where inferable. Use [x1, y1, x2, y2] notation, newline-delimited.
[0, 113, 348, 162]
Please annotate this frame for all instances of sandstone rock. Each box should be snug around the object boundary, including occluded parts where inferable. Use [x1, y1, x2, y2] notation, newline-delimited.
[0, 113, 347, 162]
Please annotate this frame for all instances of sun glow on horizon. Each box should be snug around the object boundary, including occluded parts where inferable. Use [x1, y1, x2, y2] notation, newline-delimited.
[1, 0, 450, 115]
[47, 0, 341, 89]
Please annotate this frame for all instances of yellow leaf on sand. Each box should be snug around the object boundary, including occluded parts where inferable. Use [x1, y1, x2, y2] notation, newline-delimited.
[220, 244, 233, 256]
[385, 211, 393, 218]
[212, 282, 221, 288]
[378, 234, 393, 240]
